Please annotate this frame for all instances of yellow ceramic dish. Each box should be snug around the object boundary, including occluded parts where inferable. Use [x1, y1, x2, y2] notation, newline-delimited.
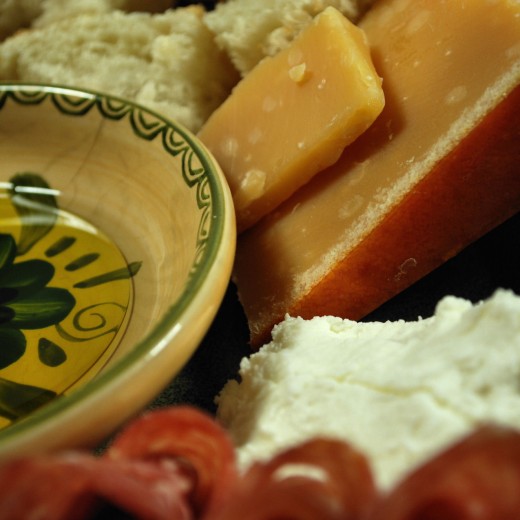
[0, 83, 236, 457]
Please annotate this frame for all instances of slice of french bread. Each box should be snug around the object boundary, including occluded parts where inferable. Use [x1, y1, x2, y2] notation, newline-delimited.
[0, 0, 173, 41]
[0, 6, 239, 132]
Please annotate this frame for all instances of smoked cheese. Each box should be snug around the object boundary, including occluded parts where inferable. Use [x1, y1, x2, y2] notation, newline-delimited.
[233, 0, 520, 346]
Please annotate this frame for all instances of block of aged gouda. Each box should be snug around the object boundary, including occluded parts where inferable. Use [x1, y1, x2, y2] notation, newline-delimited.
[198, 6, 384, 232]
[234, 0, 520, 347]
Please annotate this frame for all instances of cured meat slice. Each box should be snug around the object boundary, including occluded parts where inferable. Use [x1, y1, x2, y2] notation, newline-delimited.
[2, 406, 518, 520]
[371, 425, 520, 520]
[0, 451, 193, 519]
[0, 453, 95, 520]
[107, 406, 238, 518]
[0, 406, 237, 519]
[211, 438, 379, 520]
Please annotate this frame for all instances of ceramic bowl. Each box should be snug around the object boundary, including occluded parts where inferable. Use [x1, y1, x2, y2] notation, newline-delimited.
[0, 83, 236, 458]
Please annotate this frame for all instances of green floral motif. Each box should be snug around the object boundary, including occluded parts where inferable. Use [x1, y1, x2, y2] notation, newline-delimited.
[0, 233, 76, 420]
[0, 233, 75, 369]
[9, 173, 58, 255]
[0, 171, 142, 426]
[0, 378, 57, 422]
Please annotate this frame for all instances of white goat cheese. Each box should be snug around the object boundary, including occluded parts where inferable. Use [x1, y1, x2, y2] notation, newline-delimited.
[216, 289, 520, 489]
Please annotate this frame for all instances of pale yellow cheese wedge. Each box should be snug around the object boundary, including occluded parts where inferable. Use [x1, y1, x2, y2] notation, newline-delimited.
[198, 6, 384, 232]
[234, 0, 520, 347]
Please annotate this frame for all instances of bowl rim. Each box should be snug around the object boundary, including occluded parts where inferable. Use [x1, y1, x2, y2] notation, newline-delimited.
[0, 82, 235, 448]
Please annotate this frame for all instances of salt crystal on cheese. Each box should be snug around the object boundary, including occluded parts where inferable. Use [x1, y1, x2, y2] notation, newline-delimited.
[198, 6, 384, 232]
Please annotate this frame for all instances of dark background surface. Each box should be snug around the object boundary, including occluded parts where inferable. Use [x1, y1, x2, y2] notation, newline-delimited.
[175, 0, 219, 9]
[147, 211, 520, 416]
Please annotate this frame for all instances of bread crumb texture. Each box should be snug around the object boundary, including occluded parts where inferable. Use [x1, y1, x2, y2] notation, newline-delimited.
[0, 0, 172, 41]
[0, 0, 42, 41]
[216, 289, 520, 490]
[0, 4, 239, 132]
[205, 0, 376, 75]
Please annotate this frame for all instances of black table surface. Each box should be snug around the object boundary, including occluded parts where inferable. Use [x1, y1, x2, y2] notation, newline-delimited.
[146, 211, 520, 417]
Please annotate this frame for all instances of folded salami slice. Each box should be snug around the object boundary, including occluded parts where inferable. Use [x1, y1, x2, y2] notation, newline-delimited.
[0, 451, 194, 519]
[211, 437, 379, 520]
[0, 406, 238, 519]
[2, 407, 517, 520]
[371, 425, 520, 520]
[107, 406, 238, 518]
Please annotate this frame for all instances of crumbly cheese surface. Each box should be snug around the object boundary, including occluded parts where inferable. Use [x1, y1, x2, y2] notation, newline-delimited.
[216, 289, 520, 489]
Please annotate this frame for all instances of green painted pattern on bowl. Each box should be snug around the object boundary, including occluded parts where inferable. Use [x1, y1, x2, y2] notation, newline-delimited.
[0, 84, 234, 448]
